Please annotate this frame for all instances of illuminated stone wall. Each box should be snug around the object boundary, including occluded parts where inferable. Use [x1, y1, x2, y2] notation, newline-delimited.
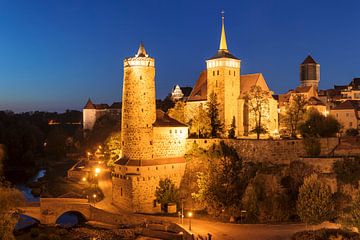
[186, 138, 339, 164]
[121, 56, 156, 161]
[206, 58, 241, 130]
[153, 126, 188, 159]
[83, 109, 108, 130]
[112, 162, 185, 213]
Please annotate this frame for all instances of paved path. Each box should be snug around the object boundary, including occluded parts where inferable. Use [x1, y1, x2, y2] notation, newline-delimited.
[176, 218, 339, 240]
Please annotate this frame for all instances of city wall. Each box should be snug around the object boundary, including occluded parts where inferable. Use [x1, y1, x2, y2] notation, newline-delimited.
[186, 138, 339, 164]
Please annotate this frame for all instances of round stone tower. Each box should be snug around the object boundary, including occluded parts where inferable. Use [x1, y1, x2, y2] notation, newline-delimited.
[121, 43, 156, 160]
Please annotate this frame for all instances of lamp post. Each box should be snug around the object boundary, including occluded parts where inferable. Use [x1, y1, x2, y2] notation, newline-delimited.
[93, 194, 97, 206]
[188, 212, 193, 231]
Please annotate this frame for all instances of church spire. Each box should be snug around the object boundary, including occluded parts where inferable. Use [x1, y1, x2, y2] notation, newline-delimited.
[219, 10, 228, 52]
[135, 42, 148, 57]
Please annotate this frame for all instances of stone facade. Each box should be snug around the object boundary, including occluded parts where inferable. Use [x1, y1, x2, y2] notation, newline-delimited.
[112, 44, 188, 213]
[186, 138, 339, 164]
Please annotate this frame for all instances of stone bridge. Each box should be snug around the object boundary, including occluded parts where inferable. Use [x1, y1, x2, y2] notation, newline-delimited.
[20, 198, 144, 225]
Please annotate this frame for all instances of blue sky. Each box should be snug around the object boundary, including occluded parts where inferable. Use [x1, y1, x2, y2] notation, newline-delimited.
[0, 0, 359, 112]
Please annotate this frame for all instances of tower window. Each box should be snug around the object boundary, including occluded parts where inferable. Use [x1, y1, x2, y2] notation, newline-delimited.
[140, 76, 142, 80]
[217, 70, 219, 75]
[213, 71, 215, 76]
[216, 80, 218, 87]
[234, 71, 235, 76]
[150, 141, 152, 145]
[175, 129, 177, 133]
[229, 70, 231, 75]
[169, 130, 172, 134]
[137, 168, 139, 171]
[122, 141, 124, 146]
[120, 188, 123, 196]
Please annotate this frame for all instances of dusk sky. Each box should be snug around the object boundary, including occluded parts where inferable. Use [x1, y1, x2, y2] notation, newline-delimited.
[1, 0, 360, 112]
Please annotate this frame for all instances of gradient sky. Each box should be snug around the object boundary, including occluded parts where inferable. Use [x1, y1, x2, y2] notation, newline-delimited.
[1, 0, 360, 112]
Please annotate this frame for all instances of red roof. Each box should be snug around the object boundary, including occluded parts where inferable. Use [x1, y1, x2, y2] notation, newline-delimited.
[187, 70, 207, 101]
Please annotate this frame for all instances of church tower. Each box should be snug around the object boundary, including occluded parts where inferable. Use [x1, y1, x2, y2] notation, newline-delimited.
[206, 13, 241, 130]
[300, 55, 320, 92]
[121, 43, 156, 161]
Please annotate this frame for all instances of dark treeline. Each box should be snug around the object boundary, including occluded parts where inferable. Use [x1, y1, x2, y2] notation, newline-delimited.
[0, 110, 82, 177]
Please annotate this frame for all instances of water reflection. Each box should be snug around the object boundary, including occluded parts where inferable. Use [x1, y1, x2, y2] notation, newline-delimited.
[17, 169, 46, 202]
[14, 214, 38, 231]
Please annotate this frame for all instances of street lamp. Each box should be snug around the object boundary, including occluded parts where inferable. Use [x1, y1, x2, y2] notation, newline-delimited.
[95, 167, 101, 174]
[82, 177, 87, 182]
[188, 212, 193, 231]
[93, 194, 97, 206]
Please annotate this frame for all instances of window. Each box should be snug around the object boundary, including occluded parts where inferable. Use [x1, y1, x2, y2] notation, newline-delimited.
[234, 71, 235, 76]
[213, 71, 215, 76]
[346, 113, 350, 117]
[153, 200, 157, 207]
[169, 130, 172, 134]
[180, 130, 182, 133]
[140, 76, 142, 80]
[229, 70, 231, 75]
[175, 129, 177, 133]
[120, 188, 123, 197]
[137, 168, 139, 171]
[350, 122, 353, 127]
[150, 141, 152, 145]
[216, 80, 218, 87]
[217, 70, 219, 75]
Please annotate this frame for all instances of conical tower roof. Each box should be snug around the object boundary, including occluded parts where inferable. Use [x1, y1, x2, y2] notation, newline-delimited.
[208, 12, 238, 60]
[135, 42, 148, 57]
[84, 98, 95, 109]
[302, 55, 318, 64]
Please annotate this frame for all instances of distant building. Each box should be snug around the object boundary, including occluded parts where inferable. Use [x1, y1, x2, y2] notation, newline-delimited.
[331, 100, 360, 131]
[83, 98, 121, 130]
[170, 85, 192, 101]
[184, 15, 278, 137]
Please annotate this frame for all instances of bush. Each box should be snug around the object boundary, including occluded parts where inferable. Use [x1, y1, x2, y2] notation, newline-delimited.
[333, 157, 360, 186]
[291, 228, 360, 240]
[303, 137, 321, 157]
[299, 109, 341, 137]
[346, 128, 359, 137]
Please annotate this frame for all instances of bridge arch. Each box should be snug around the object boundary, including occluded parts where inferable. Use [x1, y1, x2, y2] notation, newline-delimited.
[55, 210, 88, 226]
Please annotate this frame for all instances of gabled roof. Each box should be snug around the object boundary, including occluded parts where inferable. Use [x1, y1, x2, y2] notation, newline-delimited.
[84, 98, 95, 109]
[153, 110, 187, 127]
[187, 71, 208, 101]
[240, 73, 270, 98]
[307, 96, 325, 106]
[110, 102, 122, 109]
[302, 55, 318, 64]
[332, 100, 360, 110]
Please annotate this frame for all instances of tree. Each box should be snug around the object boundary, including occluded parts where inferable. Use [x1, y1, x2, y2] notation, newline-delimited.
[346, 128, 359, 137]
[333, 157, 360, 186]
[299, 109, 341, 138]
[207, 92, 223, 138]
[245, 85, 270, 139]
[189, 104, 211, 138]
[282, 94, 307, 138]
[303, 137, 321, 157]
[296, 174, 333, 225]
[192, 142, 243, 215]
[155, 178, 179, 212]
[167, 101, 186, 124]
[104, 132, 121, 166]
[45, 128, 67, 158]
[228, 116, 236, 139]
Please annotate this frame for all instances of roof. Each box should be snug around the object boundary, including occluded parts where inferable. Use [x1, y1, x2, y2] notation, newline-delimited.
[135, 42, 148, 57]
[187, 71, 208, 101]
[153, 110, 187, 127]
[307, 96, 326, 106]
[115, 157, 186, 166]
[84, 98, 95, 109]
[94, 104, 109, 110]
[295, 86, 312, 93]
[302, 55, 318, 64]
[240, 73, 270, 98]
[208, 50, 239, 60]
[180, 87, 193, 97]
[110, 102, 122, 109]
[332, 100, 360, 110]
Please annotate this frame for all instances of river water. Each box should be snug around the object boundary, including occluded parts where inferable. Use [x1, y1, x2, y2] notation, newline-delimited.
[13, 169, 81, 231]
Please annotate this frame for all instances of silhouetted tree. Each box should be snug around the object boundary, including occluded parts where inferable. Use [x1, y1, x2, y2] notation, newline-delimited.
[207, 92, 223, 138]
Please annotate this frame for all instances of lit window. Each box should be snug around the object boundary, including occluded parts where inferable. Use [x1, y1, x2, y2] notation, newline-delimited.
[169, 130, 172, 134]
[180, 130, 182, 133]
[175, 129, 177, 133]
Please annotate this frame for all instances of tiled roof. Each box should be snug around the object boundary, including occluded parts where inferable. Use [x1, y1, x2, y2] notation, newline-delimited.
[153, 110, 187, 127]
[110, 102, 122, 109]
[208, 50, 239, 60]
[240, 73, 270, 98]
[307, 96, 325, 106]
[84, 98, 95, 109]
[187, 70, 207, 101]
[94, 104, 109, 110]
[332, 100, 360, 110]
[302, 55, 318, 64]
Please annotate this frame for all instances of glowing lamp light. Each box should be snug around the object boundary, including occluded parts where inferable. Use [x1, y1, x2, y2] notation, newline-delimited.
[93, 194, 97, 198]
[82, 177, 87, 182]
[94, 173, 98, 177]
[188, 212, 193, 217]
[95, 168, 101, 174]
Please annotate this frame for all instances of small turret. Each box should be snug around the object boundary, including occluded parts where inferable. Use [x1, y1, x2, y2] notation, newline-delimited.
[300, 54, 320, 92]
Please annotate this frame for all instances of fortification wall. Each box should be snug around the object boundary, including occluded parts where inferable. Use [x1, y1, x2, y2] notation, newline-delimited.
[112, 162, 186, 213]
[153, 126, 188, 159]
[186, 138, 339, 164]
